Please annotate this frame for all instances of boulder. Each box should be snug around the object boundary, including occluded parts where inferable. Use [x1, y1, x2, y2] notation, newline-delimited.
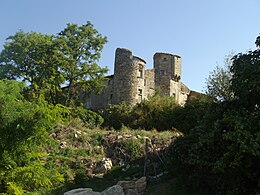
[64, 188, 100, 195]
[101, 185, 124, 195]
[117, 180, 135, 190]
[117, 176, 146, 194]
[135, 176, 146, 193]
[126, 189, 138, 195]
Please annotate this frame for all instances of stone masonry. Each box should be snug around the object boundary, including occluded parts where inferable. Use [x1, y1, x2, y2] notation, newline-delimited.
[88, 48, 191, 110]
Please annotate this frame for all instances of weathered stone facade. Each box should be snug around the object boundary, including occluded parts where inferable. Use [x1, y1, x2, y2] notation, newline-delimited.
[88, 48, 191, 110]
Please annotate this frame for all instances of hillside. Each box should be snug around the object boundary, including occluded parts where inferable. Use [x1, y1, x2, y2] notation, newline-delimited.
[46, 120, 179, 194]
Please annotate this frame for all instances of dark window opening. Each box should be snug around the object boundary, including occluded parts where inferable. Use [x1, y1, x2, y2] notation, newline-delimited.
[138, 69, 143, 78]
[108, 94, 113, 103]
[138, 89, 142, 102]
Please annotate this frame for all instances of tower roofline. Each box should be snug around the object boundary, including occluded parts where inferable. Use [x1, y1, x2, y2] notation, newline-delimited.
[133, 55, 146, 64]
[154, 52, 181, 58]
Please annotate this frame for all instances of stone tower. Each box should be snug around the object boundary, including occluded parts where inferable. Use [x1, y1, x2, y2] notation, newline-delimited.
[154, 53, 182, 97]
[112, 48, 146, 106]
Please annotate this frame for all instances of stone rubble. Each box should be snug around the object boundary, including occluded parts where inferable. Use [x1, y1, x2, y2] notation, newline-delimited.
[64, 177, 146, 195]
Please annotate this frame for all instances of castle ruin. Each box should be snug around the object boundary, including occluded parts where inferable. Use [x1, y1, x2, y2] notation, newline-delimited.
[87, 48, 192, 110]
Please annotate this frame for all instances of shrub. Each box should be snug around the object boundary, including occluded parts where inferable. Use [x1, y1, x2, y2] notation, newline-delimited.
[121, 138, 144, 160]
[0, 80, 67, 193]
[72, 106, 104, 128]
[102, 103, 132, 130]
[168, 101, 260, 194]
[130, 94, 178, 131]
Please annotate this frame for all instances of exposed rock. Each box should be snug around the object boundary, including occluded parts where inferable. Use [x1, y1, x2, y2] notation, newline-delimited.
[117, 176, 146, 195]
[123, 134, 132, 138]
[135, 177, 146, 193]
[101, 185, 124, 195]
[60, 141, 67, 149]
[93, 158, 113, 174]
[126, 189, 138, 195]
[64, 188, 100, 195]
[117, 180, 135, 191]
[49, 132, 56, 138]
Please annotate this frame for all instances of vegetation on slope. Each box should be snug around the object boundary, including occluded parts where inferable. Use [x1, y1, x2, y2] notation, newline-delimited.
[0, 22, 259, 195]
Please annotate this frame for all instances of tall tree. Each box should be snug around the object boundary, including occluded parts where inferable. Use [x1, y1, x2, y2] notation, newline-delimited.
[231, 37, 260, 108]
[205, 53, 235, 101]
[0, 21, 108, 106]
[57, 21, 108, 106]
[0, 31, 65, 104]
[255, 35, 260, 47]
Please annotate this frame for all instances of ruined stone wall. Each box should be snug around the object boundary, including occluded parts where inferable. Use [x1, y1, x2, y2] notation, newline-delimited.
[87, 48, 190, 110]
[90, 77, 114, 110]
[154, 52, 184, 103]
[179, 82, 190, 106]
[112, 48, 147, 106]
[173, 55, 182, 80]
[154, 53, 174, 96]
[144, 69, 155, 99]
[132, 56, 146, 104]
[112, 48, 134, 105]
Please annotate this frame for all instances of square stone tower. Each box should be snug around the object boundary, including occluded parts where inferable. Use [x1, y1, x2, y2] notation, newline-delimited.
[153, 52, 182, 98]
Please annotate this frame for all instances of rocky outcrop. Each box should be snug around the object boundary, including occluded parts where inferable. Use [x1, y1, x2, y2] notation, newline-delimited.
[117, 176, 146, 195]
[64, 188, 100, 195]
[64, 177, 146, 195]
[101, 185, 124, 195]
[64, 185, 124, 195]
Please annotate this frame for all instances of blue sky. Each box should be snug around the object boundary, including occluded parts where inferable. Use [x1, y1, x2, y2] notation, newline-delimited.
[1, 0, 259, 92]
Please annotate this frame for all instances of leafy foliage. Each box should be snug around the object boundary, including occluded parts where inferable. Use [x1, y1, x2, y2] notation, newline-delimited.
[231, 49, 260, 108]
[130, 94, 178, 131]
[0, 21, 108, 106]
[57, 21, 108, 106]
[205, 53, 235, 101]
[102, 103, 132, 130]
[102, 94, 210, 133]
[0, 80, 68, 194]
[71, 106, 104, 128]
[168, 35, 260, 194]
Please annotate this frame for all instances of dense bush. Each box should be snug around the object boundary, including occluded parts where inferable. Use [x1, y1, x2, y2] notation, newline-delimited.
[102, 95, 181, 131]
[72, 106, 104, 128]
[0, 80, 68, 194]
[168, 36, 260, 194]
[169, 96, 211, 134]
[101, 103, 132, 130]
[102, 94, 210, 133]
[169, 102, 259, 194]
[130, 94, 178, 131]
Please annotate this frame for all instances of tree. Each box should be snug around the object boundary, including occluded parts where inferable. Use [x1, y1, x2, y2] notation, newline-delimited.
[0, 80, 67, 194]
[0, 21, 108, 106]
[205, 53, 235, 101]
[231, 38, 260, 108]
[255, 35, 260, 47]
[56, 22, 108, 106]
[168, 35, 260, 194]
[0, 31, 64, 104]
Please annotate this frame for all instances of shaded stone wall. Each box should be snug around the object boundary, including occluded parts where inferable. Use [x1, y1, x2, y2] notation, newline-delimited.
[90, 76, 114, 110]
[154, 52, 184, 103]
[113, 48, 135, 105]
[144, 69, 155, 98]
[112, 48, 147, 106]
[154, 53, 175, 96]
